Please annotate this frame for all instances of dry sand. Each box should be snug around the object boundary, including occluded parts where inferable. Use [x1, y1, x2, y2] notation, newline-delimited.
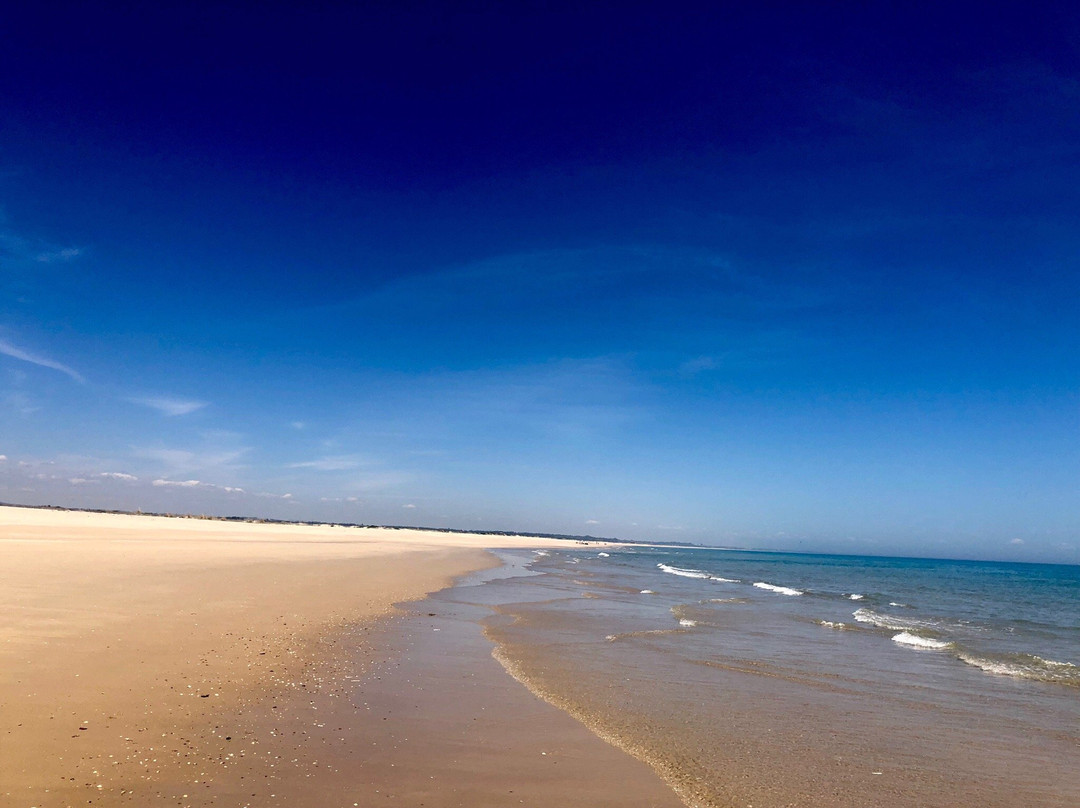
[0, 506, 680, 807]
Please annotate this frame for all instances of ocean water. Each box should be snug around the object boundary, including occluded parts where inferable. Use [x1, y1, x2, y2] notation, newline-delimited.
[452, 546, 1080, 808]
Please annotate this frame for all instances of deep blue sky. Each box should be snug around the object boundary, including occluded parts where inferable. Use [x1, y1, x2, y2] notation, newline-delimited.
[1, 2, 1077, 562]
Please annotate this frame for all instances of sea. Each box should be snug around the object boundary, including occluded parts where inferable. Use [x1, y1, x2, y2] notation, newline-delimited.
[438, 545, 1080, 808]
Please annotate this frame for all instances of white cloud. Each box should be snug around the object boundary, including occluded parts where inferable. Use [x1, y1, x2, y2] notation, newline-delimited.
[291, 421, 306, 430]
[1009, 538, 1025, 545]
[585, 519, 600, 525]
[0, 338, 84, 383]
[36, 247, 82, 263]
[130, 397, 208, 416]
[223, 486, 244, 493]
[98, 471, 137, 481]
[0, 454, 6, 461]
[288, 455, 366, 471]
[68, 477, 91, 485]
[282, 493, 293, 499]
[152, 479, 203, 488]
[403, 503, 416, 509]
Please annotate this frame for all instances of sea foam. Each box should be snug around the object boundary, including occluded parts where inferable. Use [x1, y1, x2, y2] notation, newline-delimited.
[753, 581, 803, 596]
[658, 563, 712, 579]
[853, 608, 919, 631]
[892, 632, 952, 650]
[957, 652, 1079, 686]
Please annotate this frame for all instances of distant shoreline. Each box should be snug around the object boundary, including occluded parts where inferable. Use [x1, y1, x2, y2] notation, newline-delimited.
[0, 498, 705, 548]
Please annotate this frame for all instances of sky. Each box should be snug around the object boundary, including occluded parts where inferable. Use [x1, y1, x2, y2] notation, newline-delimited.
[0, 1, 1077, 562]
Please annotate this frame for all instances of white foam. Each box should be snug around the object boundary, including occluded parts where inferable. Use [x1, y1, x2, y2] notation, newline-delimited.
[853, 608, 918, 631]
[597, 552, 610, 557]
[678, 619, 698, 627]
[639, 589, 655, 594]
[892, 632, 952, 650]
[1041, 656, 1078, 669]
[957, 652, 1078, 683]
[817, 620, 848, 630]
[711, 576, 740, 583]
[657, 563, 712, 579]
[753, 581, 803, 596]
[848, 594, 865, 600]
[533, 550, 549, 556]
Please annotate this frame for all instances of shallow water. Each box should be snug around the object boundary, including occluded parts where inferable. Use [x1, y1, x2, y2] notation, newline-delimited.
[462, 547, 1080, 808]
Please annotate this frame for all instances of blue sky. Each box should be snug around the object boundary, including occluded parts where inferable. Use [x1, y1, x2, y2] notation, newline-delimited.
[1, 2, 1077, 562]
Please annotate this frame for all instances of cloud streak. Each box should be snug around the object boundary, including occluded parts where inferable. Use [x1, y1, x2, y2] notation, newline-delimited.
[0, 338, 85, 383]
[130, 396, 208, 416]
[288, 455, 367, 471]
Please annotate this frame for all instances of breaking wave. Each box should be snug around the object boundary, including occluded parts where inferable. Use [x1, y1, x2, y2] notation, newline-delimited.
[753, 581, 803, 596]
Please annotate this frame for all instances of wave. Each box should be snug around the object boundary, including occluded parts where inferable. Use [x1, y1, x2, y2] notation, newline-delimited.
[847, 594, 864, 600]
[605, 627, 688, 642]
[597, 552, 610, 557]
[753, 581, 803, 596]
[657, 562, 712, 579]
[678, 619, 698, 627]
[957, 652, 1080, 687]
[852, 608, 920, 631]
[639, 589, 655, 594]
[656, 563, 741, 584]
[892, 632, 952, 650]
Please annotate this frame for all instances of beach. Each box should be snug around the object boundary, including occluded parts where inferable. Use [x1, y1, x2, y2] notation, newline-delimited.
[0, 506, 679, 807]
[6, 506, 1077, 808]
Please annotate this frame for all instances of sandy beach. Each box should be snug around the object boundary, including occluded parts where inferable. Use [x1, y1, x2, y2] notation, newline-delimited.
[0, 506, 679, 807]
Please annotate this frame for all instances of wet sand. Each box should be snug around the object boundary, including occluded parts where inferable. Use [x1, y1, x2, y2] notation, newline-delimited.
[0, 506, 677, 807]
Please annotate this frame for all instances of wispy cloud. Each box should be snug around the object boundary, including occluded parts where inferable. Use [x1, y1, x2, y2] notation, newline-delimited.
[0, 338, 84, 383]
[35, 247, 82, 263]
[0, 228, 82, 266]
[132, 445, 249, 477]
[150, 478, 244, 494]
[98, 471, 138, 481]
[288, 454, 367, 471]
[130, 396, 208, 416]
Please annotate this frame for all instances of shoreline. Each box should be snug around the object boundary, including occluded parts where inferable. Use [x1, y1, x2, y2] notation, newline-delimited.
[0, 505, 676, 807]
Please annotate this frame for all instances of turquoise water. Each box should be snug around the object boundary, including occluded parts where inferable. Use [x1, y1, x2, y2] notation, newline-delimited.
[471, 546, 1080, 807]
